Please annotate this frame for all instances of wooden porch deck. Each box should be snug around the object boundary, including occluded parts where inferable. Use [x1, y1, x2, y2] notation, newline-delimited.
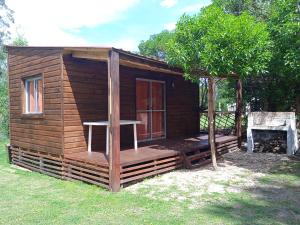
[9, 134, 238, 189]
[63, 134, 238, 187]
[64, 134, 237, 167]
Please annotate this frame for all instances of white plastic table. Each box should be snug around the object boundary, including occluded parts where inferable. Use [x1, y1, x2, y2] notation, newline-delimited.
[83, 120, 141, 154]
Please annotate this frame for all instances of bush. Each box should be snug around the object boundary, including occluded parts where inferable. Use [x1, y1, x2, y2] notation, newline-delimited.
[0, 73, 8, 138]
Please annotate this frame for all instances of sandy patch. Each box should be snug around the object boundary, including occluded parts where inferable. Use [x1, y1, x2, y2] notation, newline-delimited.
[125, 150, 292, 207]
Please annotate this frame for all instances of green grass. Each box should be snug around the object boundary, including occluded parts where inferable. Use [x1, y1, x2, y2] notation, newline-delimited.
[0, 138, 299, 225]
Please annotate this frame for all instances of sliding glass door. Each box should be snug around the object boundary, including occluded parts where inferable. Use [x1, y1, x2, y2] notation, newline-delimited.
[136, 79, 166, 141]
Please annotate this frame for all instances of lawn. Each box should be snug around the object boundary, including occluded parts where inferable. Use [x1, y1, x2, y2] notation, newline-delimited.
[0, 138, 299, 225]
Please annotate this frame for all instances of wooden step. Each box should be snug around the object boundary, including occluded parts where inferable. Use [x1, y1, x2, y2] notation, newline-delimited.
[182, 148, 211, 169]
[182, 143, 237, 169]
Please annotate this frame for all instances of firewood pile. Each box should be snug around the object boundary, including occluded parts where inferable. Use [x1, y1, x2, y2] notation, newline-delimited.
[253, 137, 287, 154]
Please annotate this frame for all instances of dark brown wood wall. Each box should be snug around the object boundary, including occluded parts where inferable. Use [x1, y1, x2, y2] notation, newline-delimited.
[119, 66, 199, 146]
[63, 57, 199, 153]
[8, 48, 63, 155]
[63, 55, 108, 154]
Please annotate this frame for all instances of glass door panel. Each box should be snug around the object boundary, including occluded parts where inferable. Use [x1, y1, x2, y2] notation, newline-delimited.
[136, 80, 150, 110]
[152, 82, 164, 110]
[152, 111, 165, 138]
[136, 112, 151, 140]
[136, 80, 151, 140]
[136, 79, 165, 141]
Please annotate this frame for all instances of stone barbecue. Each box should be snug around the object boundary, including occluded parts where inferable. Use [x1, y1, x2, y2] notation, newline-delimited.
[247, 112, 298, 155]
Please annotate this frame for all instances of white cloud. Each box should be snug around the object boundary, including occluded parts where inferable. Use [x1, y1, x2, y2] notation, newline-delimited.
[6, 0, 140, 46]
[160, 0, 177, 8]
[163, 22, 176, 31]
[181, 2, 210, 13]
[113, 38, 139, 51]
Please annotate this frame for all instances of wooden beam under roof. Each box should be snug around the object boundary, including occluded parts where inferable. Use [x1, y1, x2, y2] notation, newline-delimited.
[64, 46, 239, 78]
[71, 50, 109, 61]
[119, 59, 182, 75]
[69, 49, 183, 76]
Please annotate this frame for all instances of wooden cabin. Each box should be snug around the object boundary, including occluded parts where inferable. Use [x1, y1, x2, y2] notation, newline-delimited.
[6, 46, 241, 191]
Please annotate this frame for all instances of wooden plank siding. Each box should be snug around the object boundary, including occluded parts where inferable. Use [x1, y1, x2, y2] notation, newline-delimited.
[8, 48, 64, 155]
[62, 55, 108, 154]
[62, 56, 199, 154]
[8, 48, 199, 156]
[119, 66, 200, 143]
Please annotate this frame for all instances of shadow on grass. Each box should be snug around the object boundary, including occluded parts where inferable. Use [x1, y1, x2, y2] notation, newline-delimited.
[199, 159, 300, 225]
[200, 192, 299, 225]
[217, 150, 300, 177]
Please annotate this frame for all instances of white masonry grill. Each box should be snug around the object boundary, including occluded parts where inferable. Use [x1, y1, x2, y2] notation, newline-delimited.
[247, 112, 298, 155]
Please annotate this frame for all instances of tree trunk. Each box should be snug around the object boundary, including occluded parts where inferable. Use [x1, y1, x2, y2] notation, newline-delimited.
[235, 79, 242, 148]
[296, 94, 300, 114]
[208, 77, 218, 170]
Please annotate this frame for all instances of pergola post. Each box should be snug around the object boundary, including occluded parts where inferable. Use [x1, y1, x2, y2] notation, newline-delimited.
[208, 77, 217, 169]
[235, 78, 242, 148]
[108, 50, 121, 192]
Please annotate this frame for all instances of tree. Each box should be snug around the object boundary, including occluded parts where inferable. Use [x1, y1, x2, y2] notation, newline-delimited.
[12, 36, 28, 46]
[268, 0, 300, 112]
[0, 0, 13, 69]
[213, 0, 272, 20]
[0, 66, 9, 138]
[166, 5, 272, 169]
[213, 0, 300, 112]
[0, 35, 28, 138]
[167, 5, 272, 80]
[138, 30, 173, 60]
[0, 0, 14, 138]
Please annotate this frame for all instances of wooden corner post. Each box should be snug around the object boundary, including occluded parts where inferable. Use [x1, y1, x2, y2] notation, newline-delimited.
[208, 77, 217, 170]
[235, 78, 242, 148]
[108, 50, 121, 192]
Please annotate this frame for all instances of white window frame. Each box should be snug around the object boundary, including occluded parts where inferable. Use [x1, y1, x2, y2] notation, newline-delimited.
[24, 76, 43, 114]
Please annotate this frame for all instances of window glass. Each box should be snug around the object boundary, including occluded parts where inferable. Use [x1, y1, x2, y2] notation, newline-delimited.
[37, 79, 43, 112]
[24, 76, 43, 113]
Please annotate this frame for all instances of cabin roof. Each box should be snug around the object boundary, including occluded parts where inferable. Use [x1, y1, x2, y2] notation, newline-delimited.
[5, 45, 239, 78]
[5, 45, 183, 76]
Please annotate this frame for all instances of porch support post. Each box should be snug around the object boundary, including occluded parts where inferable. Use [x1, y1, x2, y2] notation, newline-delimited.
[208, 77, 217, 169]
[235, 78, 242, 148]
[108, 50, 121, 192]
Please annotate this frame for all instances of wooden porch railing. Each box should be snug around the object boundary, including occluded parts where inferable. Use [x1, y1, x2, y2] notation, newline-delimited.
[200, 112, 299, 140]
[200, 111, 246, 135]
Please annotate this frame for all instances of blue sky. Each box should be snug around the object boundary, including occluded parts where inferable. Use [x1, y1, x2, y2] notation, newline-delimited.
[7, 0, 211, 51]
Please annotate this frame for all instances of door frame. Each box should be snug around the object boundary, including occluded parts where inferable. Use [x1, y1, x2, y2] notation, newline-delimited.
[136, 78, 166, 142]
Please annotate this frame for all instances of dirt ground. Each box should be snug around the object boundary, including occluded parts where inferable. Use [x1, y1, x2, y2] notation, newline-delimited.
[126, 150, 299, 210]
